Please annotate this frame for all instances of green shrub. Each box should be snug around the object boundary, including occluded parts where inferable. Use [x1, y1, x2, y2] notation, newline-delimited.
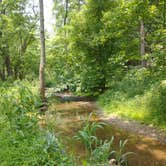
[149, 81, 166, 123]
[74, 114, 106, 153]
[90, 139, 114, 165]
[116, 68, 152, 97]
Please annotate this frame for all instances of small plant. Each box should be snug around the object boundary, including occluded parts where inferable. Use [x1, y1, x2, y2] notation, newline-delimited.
[90, 138, 114, 165]
[149, 81, 166, 123]
[74, 114, 135, 165]
[74, 113, 106, 153]
[110, 140, 135, 166]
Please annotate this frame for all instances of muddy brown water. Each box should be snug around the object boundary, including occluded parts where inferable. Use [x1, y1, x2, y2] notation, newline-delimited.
[45, 101, 166, 166]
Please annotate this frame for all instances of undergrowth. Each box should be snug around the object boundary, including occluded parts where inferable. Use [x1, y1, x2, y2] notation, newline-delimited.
[0, 81, 75, 166]
[98, 69, 166, 129]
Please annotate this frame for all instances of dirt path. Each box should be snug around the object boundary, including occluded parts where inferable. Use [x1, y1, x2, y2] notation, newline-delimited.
[94, 101, 166, 144]
[101, 114, 166, 144]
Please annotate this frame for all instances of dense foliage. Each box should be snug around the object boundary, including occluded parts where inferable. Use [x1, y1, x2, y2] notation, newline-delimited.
[47, 0, 166, 126]
[0, 82, 75, 165]
[0, 0, 39, 80]
[48, 0, 165, 94]
[0, 0, 165, 165]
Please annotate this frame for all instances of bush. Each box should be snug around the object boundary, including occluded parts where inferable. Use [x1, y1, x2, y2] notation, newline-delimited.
[117, 68, 152, 97]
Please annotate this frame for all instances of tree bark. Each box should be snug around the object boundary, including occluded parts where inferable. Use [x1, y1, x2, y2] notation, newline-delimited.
[164, 0, 166, 28]
[140, 20, 146, 67]
[0, 0, 3, 80]
[5, 54, 12, 77]
[78, 0, 81, 10]
[0, 64, 5, 80]
[39, 0, 46, 101]
[0, 0, 13, 78]
[64, 0, 69, 25]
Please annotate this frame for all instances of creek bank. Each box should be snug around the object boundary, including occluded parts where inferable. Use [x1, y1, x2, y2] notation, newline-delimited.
[52, 92, 166, 144]
[45, 92, 166, 165]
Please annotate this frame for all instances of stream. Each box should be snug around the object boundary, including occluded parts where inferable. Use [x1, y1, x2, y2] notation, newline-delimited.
[44, 94, 166, 166]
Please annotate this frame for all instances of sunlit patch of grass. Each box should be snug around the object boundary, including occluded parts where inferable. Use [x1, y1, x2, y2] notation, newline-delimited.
[107, 105, 148, 122]
[103, 97, 150, 123]
[98, 79, 166, 129]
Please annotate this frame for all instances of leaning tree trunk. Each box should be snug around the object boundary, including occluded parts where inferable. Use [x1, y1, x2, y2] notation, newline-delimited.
[39, 0, 46, 101]
[140, 20, 146, 67]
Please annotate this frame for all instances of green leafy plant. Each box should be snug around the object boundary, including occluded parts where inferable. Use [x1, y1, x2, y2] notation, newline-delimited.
[110, 140, 135, 166]
[90, 138, 114, 165]
[74, 114, 135, 165]
[74, 113, 106, 153]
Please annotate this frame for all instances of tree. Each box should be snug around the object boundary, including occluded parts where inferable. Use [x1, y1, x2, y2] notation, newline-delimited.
[0, 0, 12, 79]
[0, 0, 38, 80]
[140, 20, 146, 67]
[64, 0, 69, 25]
[48, 0, 166, 94]
[53, 0, 84, 29]
[39, 0, 46, 101]
[68, 0, 114, 93]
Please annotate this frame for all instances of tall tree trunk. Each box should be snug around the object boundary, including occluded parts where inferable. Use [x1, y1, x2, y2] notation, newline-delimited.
[5, 54, 12, 77]
[39, 0, 46, 101]
[0, 0, 5, 80]
[140, 20, 146, 67]
[164, 0, 166, 28]
[78, 0, 81, 10]
[1, 0, 12, 78]
[64, 0, 69, 25]
[0, 0, 2, 80]
[0, 64, 5, 80]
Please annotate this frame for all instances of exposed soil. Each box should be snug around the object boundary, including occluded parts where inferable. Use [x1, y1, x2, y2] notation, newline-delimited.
[101, 114, 166, 144]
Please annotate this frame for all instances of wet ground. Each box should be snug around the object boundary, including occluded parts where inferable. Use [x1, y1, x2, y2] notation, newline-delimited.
[44, 100, 166, 166]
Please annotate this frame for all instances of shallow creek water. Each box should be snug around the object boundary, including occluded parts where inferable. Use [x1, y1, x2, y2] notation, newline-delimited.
[45, 100, 166, 166]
